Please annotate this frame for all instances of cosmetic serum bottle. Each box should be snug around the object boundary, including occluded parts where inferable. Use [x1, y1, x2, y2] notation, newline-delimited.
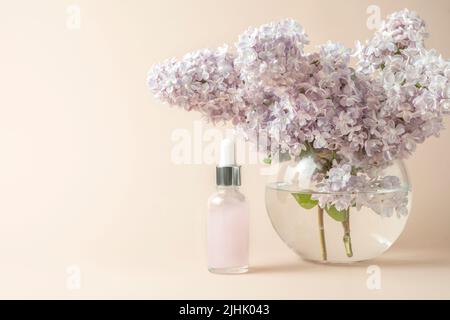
[207, 138, 249, 274]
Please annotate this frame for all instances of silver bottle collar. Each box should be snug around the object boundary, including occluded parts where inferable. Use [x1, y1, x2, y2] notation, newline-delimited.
[216, 166, 241, 186]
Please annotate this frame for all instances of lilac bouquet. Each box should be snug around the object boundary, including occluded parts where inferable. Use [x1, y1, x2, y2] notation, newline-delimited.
[148, 10, 449, 261]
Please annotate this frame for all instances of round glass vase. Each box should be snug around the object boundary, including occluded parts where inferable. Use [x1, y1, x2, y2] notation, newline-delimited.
[265, 155, 412, 264]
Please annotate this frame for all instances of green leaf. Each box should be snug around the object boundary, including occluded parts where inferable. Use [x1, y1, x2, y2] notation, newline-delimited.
[263, 152, 291, 165]
[415, 82, 423, 89]
[292, 193, 318, 210]
[325, 205, 349, 222]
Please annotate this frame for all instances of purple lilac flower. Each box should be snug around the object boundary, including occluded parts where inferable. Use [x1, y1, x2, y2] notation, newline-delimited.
[148, 10, 449, 213]
[147, 46, 246, 124]
[235, 18, 309, 87]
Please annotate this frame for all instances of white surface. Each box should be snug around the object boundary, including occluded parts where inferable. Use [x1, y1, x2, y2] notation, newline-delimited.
[1, 245, 449, 299]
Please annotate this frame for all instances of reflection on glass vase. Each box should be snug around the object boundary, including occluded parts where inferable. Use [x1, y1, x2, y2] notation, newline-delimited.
[265, 155, 411, 264]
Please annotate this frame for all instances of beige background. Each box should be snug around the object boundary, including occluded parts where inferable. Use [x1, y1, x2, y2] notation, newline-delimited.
[0, 0, 449, 299]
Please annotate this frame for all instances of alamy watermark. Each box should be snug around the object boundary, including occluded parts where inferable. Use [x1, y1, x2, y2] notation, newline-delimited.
[366, 5, 381, 30]
[66, 5, 81, 30]
[366, 265, 381, 290]
[66, 265, 82, 291]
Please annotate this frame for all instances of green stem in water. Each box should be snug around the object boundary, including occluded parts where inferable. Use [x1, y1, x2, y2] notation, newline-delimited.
[342, 211, 353, 258]
[317, 207, 327, 261]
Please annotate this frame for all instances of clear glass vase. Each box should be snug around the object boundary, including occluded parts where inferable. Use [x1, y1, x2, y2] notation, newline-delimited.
[265, 155, 412, 263]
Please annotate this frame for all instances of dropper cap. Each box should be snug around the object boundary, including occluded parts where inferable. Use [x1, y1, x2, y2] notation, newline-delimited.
[216, 138, 241, 186]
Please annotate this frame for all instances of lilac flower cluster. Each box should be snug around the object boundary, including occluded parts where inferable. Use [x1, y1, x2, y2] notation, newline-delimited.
[147, 46, 246, 124]
[235, 19, 309, 87]
[353, 8, 450, 167]
[148, 9, 449, 214]
[356, 9, 428, 73]
[312, 161, 409, 217]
